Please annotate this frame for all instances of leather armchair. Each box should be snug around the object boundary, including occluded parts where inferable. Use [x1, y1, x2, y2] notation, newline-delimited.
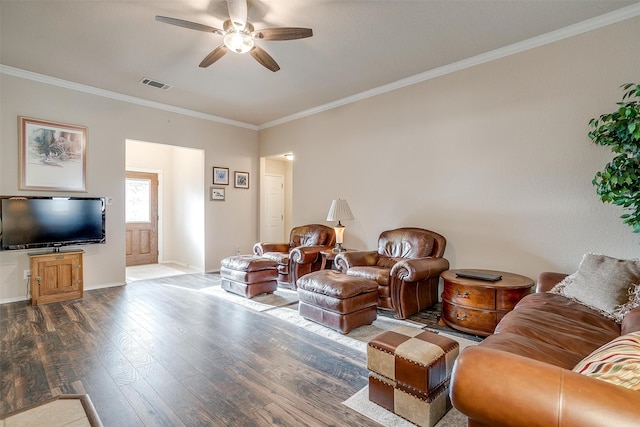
[334, 227, 449, 319]
[253, 224, 335, 290]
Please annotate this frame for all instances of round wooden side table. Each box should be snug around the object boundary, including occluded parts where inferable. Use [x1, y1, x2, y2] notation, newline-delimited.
[440, 269, 534, 336]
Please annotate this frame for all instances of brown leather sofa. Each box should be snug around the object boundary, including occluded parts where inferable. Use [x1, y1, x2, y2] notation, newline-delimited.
[334, 227, 449, 319]
[450, 272, 640, 427]
[253, 224, 335, 290]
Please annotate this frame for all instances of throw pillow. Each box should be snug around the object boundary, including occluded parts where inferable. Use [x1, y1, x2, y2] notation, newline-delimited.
[549, 253, 640, 323]
[572, 331, 640, 391]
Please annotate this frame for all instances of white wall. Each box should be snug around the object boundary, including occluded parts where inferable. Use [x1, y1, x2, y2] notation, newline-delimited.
[258, 17, 640, 281]
[0, 74, 258, 302]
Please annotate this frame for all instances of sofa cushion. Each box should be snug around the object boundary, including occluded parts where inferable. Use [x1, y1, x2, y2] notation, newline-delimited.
[486, 293, 621, 368]
[549, 253, 640, 323]
[572, 331, 640, 391]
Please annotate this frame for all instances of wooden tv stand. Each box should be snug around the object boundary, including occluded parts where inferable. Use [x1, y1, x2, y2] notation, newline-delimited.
[29, 250, 84, 305]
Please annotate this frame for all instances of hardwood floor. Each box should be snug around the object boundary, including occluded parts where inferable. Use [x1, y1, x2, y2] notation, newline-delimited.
[0, 273, 378, 426]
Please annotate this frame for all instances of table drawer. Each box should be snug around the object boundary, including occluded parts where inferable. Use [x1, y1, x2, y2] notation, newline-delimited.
[442, 283, 496, 310]
[496, 287, 532, 311]
[442, 302, 497, 336]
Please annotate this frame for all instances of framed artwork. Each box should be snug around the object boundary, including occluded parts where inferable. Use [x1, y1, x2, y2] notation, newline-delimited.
[213, 167, 229, 185]
[210, 187, 225, 201]
[234, 171, 249, 189]
[19, 116, 87, 192]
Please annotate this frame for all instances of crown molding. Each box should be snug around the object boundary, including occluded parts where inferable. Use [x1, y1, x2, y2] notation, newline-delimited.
[257, 3, 640, 130]
[0, 65, 258, 131]
[2, 3, 638, 133]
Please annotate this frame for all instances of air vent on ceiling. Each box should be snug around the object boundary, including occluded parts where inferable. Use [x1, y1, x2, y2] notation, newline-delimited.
[139, 78, 172, 90]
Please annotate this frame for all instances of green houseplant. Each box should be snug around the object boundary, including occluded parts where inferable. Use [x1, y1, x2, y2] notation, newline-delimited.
[589, 83, 640, 232]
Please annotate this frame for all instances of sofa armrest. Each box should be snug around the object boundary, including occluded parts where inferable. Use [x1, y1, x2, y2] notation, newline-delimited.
[390, 257, 449, 282]
[451, 346, 640, 427]
[622, 306, 640, 335]
[536, 271, 568, 292]
[290, 245, 331, 264]
[253, 242, 290, 256]
[334, 250, 379, 272]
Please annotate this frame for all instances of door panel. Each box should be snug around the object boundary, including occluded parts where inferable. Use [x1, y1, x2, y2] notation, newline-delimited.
[263, 174, 285, 242]
[126, 171, 159, 266]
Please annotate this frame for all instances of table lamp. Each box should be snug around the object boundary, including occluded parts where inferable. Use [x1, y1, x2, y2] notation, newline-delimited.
[326, 198, 354, 252]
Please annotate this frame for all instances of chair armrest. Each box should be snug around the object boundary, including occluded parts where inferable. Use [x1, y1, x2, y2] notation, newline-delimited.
[334, 250, 379, 272]
[536, 271, 568, 293]
[253, 242, 290, 256]
[290, 245, 332, 264]
[622, 306, 640, 335]
[390, 257, 449, 282]
[451, 346, 640, 427]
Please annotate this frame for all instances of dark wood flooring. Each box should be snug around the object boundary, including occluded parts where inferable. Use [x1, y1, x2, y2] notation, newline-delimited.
[0, 273, 378, 426]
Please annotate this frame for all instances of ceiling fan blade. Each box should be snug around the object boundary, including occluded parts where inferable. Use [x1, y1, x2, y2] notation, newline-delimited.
[227, 0, 248, 29]
[252, 27, 313, 41]
[249, 46, 280, 72]
[156, 16, 224, 35]
[199, 45, 229, 68]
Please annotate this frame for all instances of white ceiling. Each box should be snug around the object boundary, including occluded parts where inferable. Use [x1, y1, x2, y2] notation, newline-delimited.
[1, 1, 639, 129]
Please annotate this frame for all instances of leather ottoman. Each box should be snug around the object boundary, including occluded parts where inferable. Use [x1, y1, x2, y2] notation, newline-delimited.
[220, 255, 278, 298]
[296, 270, 378, 334]
[367, 326, 459, 427]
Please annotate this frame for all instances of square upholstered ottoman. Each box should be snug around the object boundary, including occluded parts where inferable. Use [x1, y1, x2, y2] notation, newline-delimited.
[367, 325, 459, 427]
[297, 270, 378, 334]
[220, 255, 278, 298]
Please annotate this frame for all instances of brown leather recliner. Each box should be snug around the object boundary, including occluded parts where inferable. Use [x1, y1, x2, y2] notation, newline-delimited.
[253, 224, 335, 290]
[334, 227, 449, 319]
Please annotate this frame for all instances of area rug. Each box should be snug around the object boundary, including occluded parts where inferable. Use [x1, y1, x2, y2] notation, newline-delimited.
[343, 386, 467, 427]
[199, 285, 300, 312]
[266, 306, 478, 354]
[0, 394, 102, 427]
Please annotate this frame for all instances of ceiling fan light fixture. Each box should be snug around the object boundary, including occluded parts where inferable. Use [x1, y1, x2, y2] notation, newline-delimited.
[224, 31, 254, 54]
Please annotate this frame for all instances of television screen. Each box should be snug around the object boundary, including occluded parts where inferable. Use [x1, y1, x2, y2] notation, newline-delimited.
[0, 197, 105, 250]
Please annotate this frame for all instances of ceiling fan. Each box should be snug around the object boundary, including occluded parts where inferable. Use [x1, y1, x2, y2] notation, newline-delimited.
[156, 0, 313, 72]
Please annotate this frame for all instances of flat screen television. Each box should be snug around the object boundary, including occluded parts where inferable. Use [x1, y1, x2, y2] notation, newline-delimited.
[0, 196, 106, 251]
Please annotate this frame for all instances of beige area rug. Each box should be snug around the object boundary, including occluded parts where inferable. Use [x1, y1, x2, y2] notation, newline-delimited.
[343, 386, 468, 427]
[201, 283, 476, 427]
[199, 286, 300, 312]
[0, 394, 101, 427]
[266, 306, 478, 353]
[126, 262, 200, 282]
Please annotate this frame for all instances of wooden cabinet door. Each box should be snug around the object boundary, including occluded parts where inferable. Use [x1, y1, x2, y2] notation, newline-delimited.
[30, 251, 83, 305]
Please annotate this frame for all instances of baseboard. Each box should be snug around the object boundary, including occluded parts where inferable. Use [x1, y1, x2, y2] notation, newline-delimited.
[85, 282, 126, 290]
[0, 295, 29, 304]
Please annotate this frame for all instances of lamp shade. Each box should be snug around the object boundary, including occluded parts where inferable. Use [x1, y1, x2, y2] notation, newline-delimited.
[326, 199, 354, 222]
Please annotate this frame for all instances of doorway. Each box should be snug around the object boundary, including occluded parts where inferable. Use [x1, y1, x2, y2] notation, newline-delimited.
[263, 174, 285, 242]
[125, 140, 205, 281]
[125, 171, 159, 266]
[260, 154, 293, 242]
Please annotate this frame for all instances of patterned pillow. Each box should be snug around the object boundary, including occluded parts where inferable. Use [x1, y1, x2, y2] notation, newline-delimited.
[572, 332, 640, 391]
[549, 253, 640, 323]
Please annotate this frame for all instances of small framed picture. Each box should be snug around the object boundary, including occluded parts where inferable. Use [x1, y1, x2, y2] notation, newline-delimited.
[213, 167, 229, 185]
[210, 187, 225, 201]
[234, 171, 249, 189]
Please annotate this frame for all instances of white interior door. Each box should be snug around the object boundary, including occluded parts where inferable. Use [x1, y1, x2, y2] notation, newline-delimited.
[263, 174, 285, 242]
